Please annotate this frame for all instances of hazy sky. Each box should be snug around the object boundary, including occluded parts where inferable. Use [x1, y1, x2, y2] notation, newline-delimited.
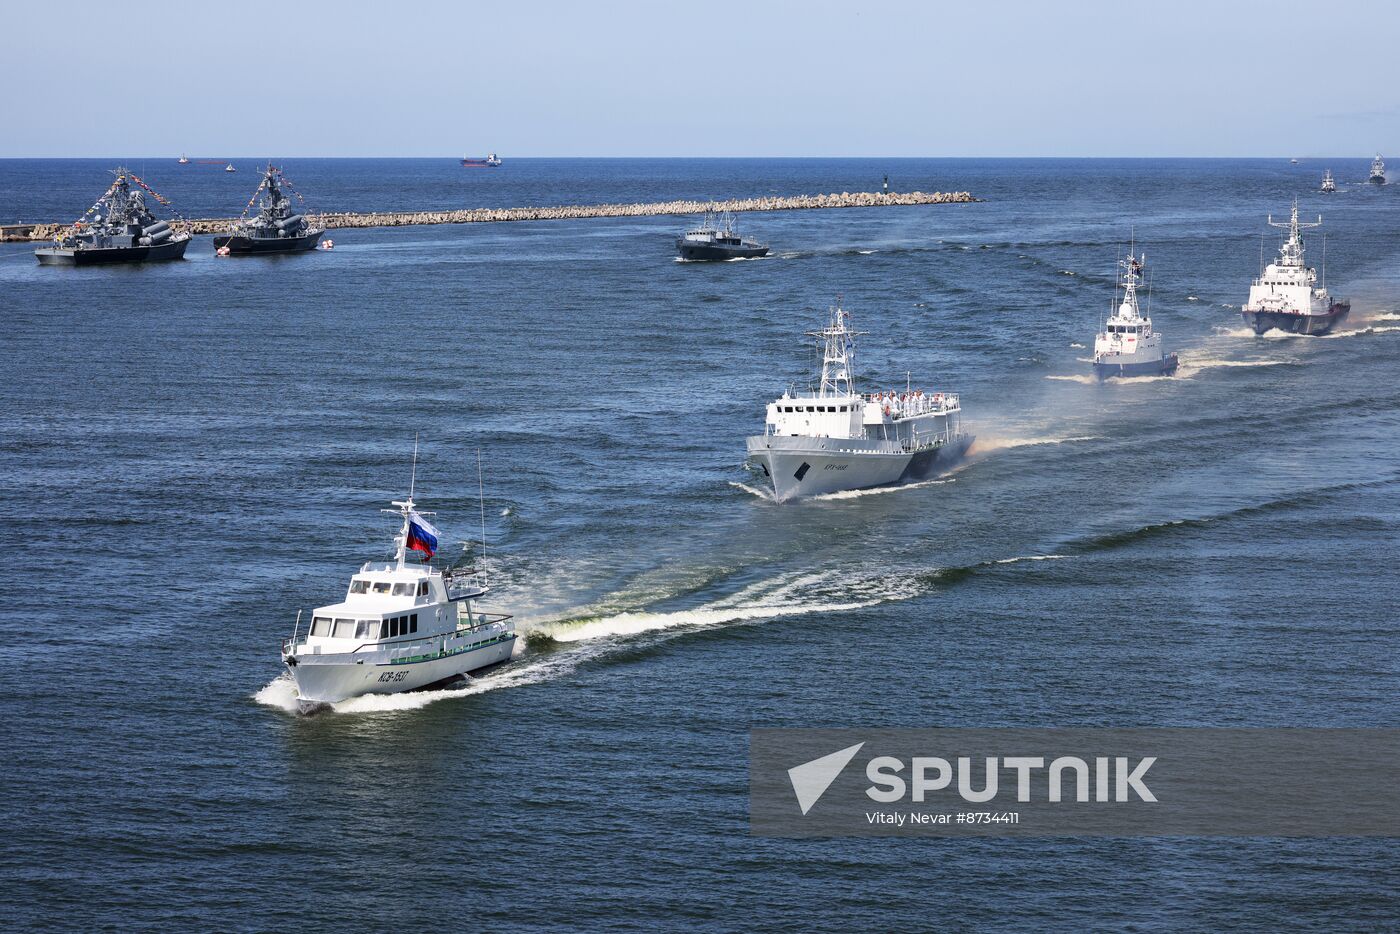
[4, 0, 1396, 157]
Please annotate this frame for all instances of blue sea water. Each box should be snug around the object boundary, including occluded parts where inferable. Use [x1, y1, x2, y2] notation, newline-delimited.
[2, 157, 1399, 930]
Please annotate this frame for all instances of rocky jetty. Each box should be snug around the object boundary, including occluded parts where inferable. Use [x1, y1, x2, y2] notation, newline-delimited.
[10, 190, 976, 242]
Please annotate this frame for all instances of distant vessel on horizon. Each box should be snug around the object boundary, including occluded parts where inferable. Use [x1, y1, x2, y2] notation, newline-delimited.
[1241, 201, 1349, 335]
[461, 152, 502, 167]
[177, 154, 189, 165]
[1321, 169, 1336, 193]
[224, 163, 237, 173]
[1370, 154, 1386, 184]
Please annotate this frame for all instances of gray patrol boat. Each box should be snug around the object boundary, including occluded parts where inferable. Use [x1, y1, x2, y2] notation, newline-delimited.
[745, 304, 973, 502]
[35, 167, 191, 265]
[676, 209, 769, 261]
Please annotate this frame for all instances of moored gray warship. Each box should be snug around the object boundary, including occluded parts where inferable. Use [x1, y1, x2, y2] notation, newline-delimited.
[34, 168, 191, 266]
[213, 163, 325, 255]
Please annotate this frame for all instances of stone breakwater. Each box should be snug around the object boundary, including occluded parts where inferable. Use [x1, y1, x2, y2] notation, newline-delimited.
[8, 190, 975, 241]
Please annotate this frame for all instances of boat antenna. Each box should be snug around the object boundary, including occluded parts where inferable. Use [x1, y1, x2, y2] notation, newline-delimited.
[1321, 233, 1327, 290]
[1145, 264, 1153, 319]
[476, 447, 488, 585]
[409, 432, 419, 501]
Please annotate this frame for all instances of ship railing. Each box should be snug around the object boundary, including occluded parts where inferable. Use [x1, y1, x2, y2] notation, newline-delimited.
[283, 613, 513, 658]
[354, 615, 514, 655]
[900, 426, 963, 453]
[867, 392, 959, 418]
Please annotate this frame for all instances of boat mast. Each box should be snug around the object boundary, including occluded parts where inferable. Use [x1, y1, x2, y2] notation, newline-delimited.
[476, 448, 488, 586]
[808, 302, 863, 398]
[386, 435, 420, 570]
[1267, 199, 1321, 268]
[1117, 246, 1145, 321]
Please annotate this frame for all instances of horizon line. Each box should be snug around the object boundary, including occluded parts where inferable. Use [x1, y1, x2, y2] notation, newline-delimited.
[0, 154, 1386, 161]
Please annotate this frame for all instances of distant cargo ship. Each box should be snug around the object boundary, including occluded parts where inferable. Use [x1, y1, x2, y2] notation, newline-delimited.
[461, 153, 502, 167]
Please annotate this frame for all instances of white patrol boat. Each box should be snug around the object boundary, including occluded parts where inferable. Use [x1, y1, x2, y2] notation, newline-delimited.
[1241, 201, 1349, 335]
[279, 493, 516, 711]
[1093, 249, 1178, 379]
[1321, 169, 1336, 193]
[1370, 154, 1386, 184]
[745, 303, 972, 502]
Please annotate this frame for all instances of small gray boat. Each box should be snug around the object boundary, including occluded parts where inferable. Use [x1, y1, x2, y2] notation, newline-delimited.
[676, 209, 768, 261]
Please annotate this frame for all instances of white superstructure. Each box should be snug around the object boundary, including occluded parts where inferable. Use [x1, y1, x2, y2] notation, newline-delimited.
[1092, 248, 1177, 378]
[745, 304, 971, 501]
[279, 493, 515, 709]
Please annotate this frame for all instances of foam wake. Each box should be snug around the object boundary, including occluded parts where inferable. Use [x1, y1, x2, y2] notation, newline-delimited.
[974, 434, 1099, 451]
[1176, 358, 1293, 378]
[537, 569, 917, 645]
[728, 480, 773, 501]
[251, 640, 551, 716]
[808, 476, 955, 501]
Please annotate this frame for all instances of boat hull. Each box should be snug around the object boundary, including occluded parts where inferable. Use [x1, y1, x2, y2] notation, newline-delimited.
[35, 234, 191, 266]
[745, 434, 973, 502]
[212, 228, 325, 254]
[1095, 353, 1179, 380]
[1370, 175, 1386, 185]
[1241, 301, 1350, 336]
[676, 241, 770, 261]
[287, 634, 516, 706]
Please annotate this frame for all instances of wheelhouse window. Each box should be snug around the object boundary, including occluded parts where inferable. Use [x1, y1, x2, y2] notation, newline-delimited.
[417, 581, 429, 596]
[355, 620, 379, 640]
[310, 616, 331, 637]
[392, 583, 414, 596]
[349, 580, 370, 594]
[332, 619, 356, 639]
[372, 582, 392, 594]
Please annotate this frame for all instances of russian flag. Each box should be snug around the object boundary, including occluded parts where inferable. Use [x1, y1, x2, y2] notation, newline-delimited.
[406, 510, 440, 561]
